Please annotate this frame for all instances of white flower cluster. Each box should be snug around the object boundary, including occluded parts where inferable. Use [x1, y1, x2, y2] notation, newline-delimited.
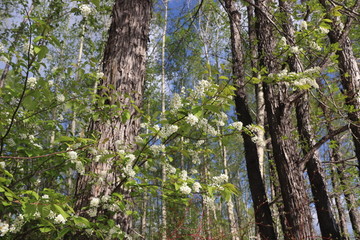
[90, 197, 100, 208]
[198, 118, 218, 136]
[289, 46, 302, 54]
[149, 144, 165, 155]
[79, 4, 93, 17]
[23, 42, 34, 55]
[180, 170, 188, 180]
[96, 72, 104, 79]
[230, 121, 243, 131]
[300, 21, 308, 30]
[159, 124, 178, 138]
[106, 224, 123, 240]
[27, 77, 37, 89]
[246, 124, 264, 144]
[9, 215, 24, 233]
[54, 214, 66, 224]
[185, 114, 198, 126]
[123, 154, 136, 178]
[179, 183, 192, 195]
[0, 162, 5, 168]
[319, 26, 329, 34]
[213, 174, 228, 186]
[190, 80, 212, 99]
[293, 77, 319, 89]
[165, 163, 176, 174]
[68, 151, 85, 174]
[189, 150, 200, 164]
[56, 94, 65, 102]
[170, 93, 183, 112]
[309, 41, 322, 51]
[0, 220, 9, 236]
[193, 182, 202, 193]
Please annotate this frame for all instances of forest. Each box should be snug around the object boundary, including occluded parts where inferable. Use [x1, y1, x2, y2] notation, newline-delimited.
[0, 0, 359, 239]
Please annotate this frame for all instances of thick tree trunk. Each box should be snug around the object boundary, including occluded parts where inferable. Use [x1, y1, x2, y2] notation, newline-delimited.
[278, 1, 342, 238]
[74, 0, 151, 236]
[223, 1, 277, 239]
[254, 0, 314, 238]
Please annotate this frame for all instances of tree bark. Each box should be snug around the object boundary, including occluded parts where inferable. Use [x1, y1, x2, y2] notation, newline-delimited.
[278, 1, 342, 238]
[74, 0, 151, 236]
[223, 1, 277, 239]
[254, 0, 314, 238]
[319, 0, 360, 177]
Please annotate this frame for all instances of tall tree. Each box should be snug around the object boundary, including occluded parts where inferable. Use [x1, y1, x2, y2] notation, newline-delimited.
[254, 0, 314, 238]
[74, 0, 151, 236]
[223, 0, 277, 239]
[278, 1, 342, 238]
[319, 0, 360, 177]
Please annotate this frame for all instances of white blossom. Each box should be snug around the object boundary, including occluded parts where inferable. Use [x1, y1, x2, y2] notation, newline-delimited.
[213, 174, 228, 185]
[300, 21, 308, 30]
[56, 94, 65, 102]
[149, 144, 165, 154]
[180, 170, 188, 180]
[170, 93, 183, 112]
[0, 56, 9, 63]
[280, 36, 287, 46]
[48, 80, 54, 87]
[310, 41, 322, 51]
[90, 197, 100, 208]
[0, 220, 9, 236]
[96, 72, 104, 79]
[126, 154, 136, 163]
[101, 195, 110, 203]
[27, 77, 37, 89]
[179, 184, 192, 194]
[42, 194, 49, 200]
[193, 182, 202, 193]
[0, 162, 5, 168]
[289, 46, 301, 54]
[7, 138, 15, 147]
[159, 124, 178, 138]
[185, 114, 198, 126]
[230, 121, 243, 131]
[54, 214, 66, 224]
[87, 208, 97, 217]
[79, 4, 92, 17]
[67, 151, 78, 160]
[319, 26, 329, 34]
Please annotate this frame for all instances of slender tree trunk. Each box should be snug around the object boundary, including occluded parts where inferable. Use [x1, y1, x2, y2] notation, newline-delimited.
[219, 131, 239, 240]
[223, 1, 277, 239]
[278, 1, 342, 238]
[74, 0, 151, 236]
[161, 1, 168, 239]
[254, 0, 314, 238]
[319, 0, 360, 176]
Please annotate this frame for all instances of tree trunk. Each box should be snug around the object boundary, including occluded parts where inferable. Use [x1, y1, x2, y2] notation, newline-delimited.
[278, 1, 342, 238]
[74, 0, 151, 236]
[223, 1, 277, 239]
[254, 0, 314, 238]
[319, 0, 360, 177]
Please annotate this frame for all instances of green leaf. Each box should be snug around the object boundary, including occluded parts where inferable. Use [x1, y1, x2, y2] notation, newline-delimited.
[52, 204, 70, 218]
[73, 216, 91, 228]
[121, 110, 131, 123]
[39, 227, 53, 233]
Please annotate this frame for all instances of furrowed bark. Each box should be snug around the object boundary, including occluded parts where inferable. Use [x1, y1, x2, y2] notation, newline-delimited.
[74, 0, 151, 237]
[255, 0, 314, 238]
[279, 1, 342, 238]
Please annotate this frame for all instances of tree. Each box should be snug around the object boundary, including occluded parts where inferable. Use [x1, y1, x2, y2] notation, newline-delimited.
[74, 0, 152, 236]
[222, 0, 277, 239]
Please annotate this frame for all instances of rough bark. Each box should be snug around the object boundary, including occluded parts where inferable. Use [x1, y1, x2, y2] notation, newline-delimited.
[278, 1, 342, 239]
[254, 0, 314, 238]
[223, 1, 277, 239]
[319, 0, 360, 176]
[74, 0, 151, 236]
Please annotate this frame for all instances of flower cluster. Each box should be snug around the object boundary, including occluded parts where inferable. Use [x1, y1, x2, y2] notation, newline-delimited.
[185, 114, 198, 126]
[28, 77, 37, 89]
[193, 182, 201, 193]
[170, 93, 183, 112]
[230, 121, 243, 131]
[79, 4, 93, 17]
[159, 124, 178, 138]
[180, 183, 192, 194]
[213, 174, 228, 186]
